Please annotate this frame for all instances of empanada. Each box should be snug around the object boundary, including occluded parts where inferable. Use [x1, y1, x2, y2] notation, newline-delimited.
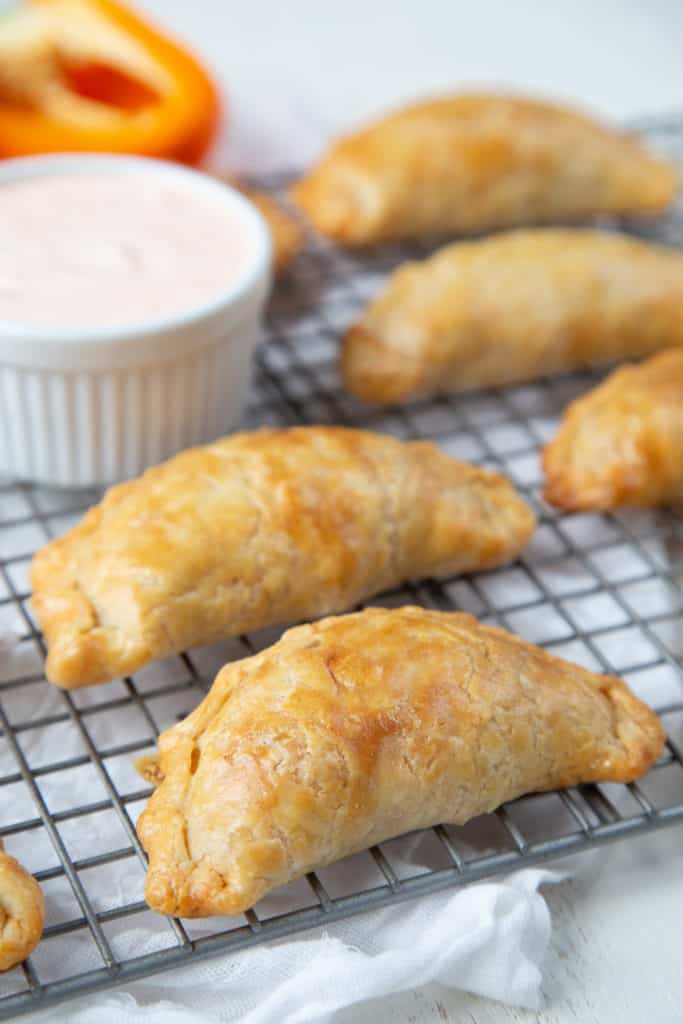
[228, 179, 303, 274]
[0, 838, 44, 972]
[137, 605, 664, 917]
[544, 349, 683, 510]
[31, 427, 534, 688]
[292, 94, 677, 245]
[343, 229, 683, 403]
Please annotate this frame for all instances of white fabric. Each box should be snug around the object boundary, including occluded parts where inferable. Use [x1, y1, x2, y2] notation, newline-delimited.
[30, 870, 560, 1023]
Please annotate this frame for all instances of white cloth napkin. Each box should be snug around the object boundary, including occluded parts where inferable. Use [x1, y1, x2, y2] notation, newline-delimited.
[30, 869, 560, 1024]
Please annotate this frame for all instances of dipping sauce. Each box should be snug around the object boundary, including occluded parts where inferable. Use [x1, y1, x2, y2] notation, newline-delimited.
[0, 173, 253, 329]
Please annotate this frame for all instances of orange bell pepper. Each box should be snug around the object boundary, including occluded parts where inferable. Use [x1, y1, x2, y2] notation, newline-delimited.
[0, 0, 220, 164]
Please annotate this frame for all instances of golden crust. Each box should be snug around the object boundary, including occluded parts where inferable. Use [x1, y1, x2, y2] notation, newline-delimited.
[342, 229, 683, 403]
[543, 349, 683, 510]
[237, 185, 303, 274]
[137, 605, 664, 918]
[31, 426, 534, 688]
[0, 839, 44, 972]
[135, 754, 166, 788]
[220, 176, 303, 274]
[292, 94, 678, 245]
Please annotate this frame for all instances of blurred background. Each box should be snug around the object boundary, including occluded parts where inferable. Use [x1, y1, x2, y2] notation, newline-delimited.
[131, 0, 683, 173]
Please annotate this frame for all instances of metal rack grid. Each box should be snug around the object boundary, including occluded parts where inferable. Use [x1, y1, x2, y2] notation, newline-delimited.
[2, 115, 683, 1019]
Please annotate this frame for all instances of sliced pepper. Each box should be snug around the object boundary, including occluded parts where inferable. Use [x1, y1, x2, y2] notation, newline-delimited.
[0, 0, 220, 164]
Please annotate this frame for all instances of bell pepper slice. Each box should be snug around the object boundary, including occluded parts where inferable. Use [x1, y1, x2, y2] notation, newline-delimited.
[0, 0, 220, 164]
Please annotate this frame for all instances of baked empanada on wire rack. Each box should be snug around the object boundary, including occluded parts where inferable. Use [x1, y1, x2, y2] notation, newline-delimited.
[31, 426, 534, 688]
[343, 229, 683, 403]
[137, 605, 664, 918]
[544, 349, 683, 510]
[293, 94, 677, 245]
[0, 839, 44, 973]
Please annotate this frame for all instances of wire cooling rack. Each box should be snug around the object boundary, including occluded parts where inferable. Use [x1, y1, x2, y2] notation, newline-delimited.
[2, 116, 683, 1020]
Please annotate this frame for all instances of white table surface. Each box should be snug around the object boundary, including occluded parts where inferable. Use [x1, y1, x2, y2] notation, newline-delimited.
[19, 1, 683, 1020]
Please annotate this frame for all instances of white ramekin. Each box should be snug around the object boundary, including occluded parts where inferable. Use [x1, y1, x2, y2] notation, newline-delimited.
[0, 154, 272, 488]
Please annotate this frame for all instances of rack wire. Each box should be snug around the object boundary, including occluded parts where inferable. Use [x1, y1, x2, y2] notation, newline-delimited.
[2, 115, 683, 1019]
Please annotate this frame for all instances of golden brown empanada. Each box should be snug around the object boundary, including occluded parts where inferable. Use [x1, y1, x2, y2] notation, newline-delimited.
[137, 605, 664, 917]
[292, 94, 677, 245]
[0, 839, 44, 972]
[343, 229, 683, 403]
[543, 349, 683, 510]
[233, 182, 303, 274]
[31, 427, 534, 688]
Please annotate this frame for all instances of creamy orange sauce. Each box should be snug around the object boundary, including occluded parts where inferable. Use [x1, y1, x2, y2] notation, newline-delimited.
[0, 173, 252, 329]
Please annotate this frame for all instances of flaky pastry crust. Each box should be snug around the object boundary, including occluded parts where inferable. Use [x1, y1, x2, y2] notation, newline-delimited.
[31, 427, 534, 688]
[0, 839, 44, 972]
[544, 349, 683, 510]
[292, 94, 677, 245]
[137, 605, 664, 918]
[343, 229, 683, 403]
